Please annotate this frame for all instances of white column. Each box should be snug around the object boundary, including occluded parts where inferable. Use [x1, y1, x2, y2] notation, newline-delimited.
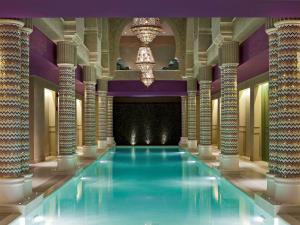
[187, 78, 198, 150]
[219, 41, 239, 171]
[56, 41, 77, 172]
[179, 96, 188, 146]
[107, 96, 116, 146]
[273, 19, 300, 204]
[97, 79, 108, 149]
[82, 66, 97, 157]
[197, 66, 216, 159]
[0, 19, 27, 204]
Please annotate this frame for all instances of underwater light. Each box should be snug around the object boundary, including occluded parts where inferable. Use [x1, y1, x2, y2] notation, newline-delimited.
[186, 160, 196, 164]
[253, 215, 265, 223]
[33, 215, 45, 223]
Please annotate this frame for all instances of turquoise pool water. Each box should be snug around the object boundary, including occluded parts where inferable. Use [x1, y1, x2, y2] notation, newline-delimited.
[23, 147, 274, 225]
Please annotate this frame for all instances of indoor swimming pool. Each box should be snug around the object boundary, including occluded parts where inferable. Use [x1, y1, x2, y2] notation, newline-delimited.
[18, 147, 275, 225]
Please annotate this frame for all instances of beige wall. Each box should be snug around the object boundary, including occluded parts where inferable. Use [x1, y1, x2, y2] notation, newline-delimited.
[29, 76, 58, 163]
[29, 76, 83, 163]
[211, 72, 268, 161]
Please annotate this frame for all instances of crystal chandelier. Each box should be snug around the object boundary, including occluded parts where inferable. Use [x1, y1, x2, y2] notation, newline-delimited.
[140, 70, 155, 87]
[131, 18, 162, 45]
[136, 46, 155, 73]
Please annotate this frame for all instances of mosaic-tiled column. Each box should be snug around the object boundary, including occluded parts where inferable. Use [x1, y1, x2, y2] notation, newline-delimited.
[274, 19, 300, 204]
[0, 19, 26, 204]
[219, 41, 239, 171]
[57, 41, 77, 172]
[187, 78, 197, 150]
[179, 96, 188, 146]
[20, 19, 33, 197]
[82, 66, 97, 157]
[107, 96, 116, 146]
[97, 79, 108, 149]
[265, 18, 279, 197]
[197, 66, 215, 159]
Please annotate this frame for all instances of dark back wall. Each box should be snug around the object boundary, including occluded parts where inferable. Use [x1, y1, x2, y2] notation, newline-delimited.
[113, 97, 181, 145]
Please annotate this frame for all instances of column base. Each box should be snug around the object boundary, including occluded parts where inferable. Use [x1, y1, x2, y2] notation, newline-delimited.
[266, 173, 275, 198]
[188, 140, 197, 151]
[57, 155, 77, 172]
[82, 145, 97, 158]
[107, 137, 116, 146]
[275, 177, 300, 204]
[179, 137, 188, 146]
[23, 173, 33, 198]
[0, 177, 25, 204]
[98, 140, 107, 149]
[198, 145, 216, 159]
[219, 154, 239, 171]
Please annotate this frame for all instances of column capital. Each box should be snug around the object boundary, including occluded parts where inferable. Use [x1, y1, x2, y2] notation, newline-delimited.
[21, 19, 33, 34]
[83, 65, 96, 83]
[57, 41, 77, 66]
[275, 18, 300, 28]
[197, 65, 212, 82]
[218, 41, 239, 65]
[0, 19, 24, 27]
[265, 18, 279, 34]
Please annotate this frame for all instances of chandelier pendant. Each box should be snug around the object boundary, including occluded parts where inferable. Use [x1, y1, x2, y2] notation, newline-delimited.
[132, 18, 162, 87]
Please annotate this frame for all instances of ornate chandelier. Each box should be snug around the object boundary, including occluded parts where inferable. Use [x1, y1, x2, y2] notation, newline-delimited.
[136, 46, 155, 73]
[140, 70, 155, 87]
[131, 18, 162, 45]
[132, 18, 162, 87]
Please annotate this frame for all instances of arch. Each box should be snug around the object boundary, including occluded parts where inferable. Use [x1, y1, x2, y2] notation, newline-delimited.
[110, 18, 183, 75]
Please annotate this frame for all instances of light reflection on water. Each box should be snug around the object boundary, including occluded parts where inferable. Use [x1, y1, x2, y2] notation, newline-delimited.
[18, 147, 277, 225]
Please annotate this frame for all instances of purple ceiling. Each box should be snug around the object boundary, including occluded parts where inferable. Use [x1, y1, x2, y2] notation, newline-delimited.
[1, 0, 300, 17]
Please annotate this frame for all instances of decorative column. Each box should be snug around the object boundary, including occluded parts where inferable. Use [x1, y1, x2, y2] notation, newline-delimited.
[82, 66, 97, 157]
[0, 19, 26, 204]
[187, 78, 198, 150]
[197, 66, 215, 159]
[21, 19, 33, 197]
[265, 18, 279, 197]
[57, 41, 77, 172]
[179, 96, 188, 146]
[273, 19, 300, 204]
[219, 41, 239, 171]
[107, 96, 116, 146]
[97, 79, 108, 149]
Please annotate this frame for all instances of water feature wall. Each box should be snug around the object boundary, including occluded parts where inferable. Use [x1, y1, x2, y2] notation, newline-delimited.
[113, 97, 181, 145]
